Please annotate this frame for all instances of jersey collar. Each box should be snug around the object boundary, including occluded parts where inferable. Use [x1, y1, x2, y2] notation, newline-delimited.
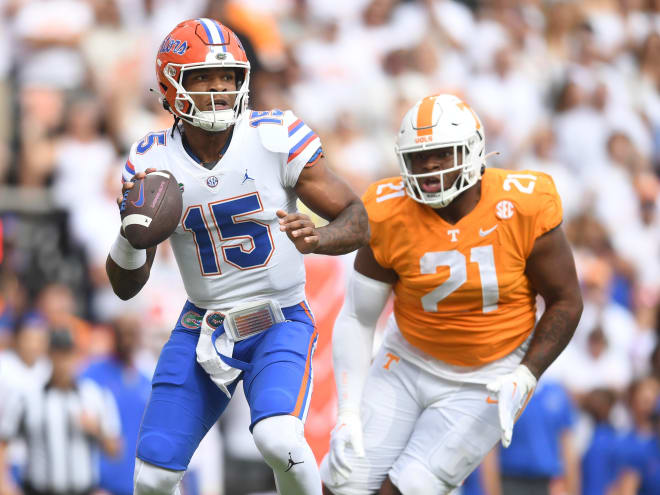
[180, 127, 234, 170]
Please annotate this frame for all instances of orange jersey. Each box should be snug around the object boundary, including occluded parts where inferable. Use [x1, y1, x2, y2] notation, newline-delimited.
[363, 168, 562, 366]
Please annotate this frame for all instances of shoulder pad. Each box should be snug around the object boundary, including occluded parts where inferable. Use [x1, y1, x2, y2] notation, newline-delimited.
[123, 130, 170, 179]
[486, 168, 562, 240]
[133, 130, 170, 156]
[492, 169, 560, 216]
[363, 177, 409, 224]
[249, 109, 289, 153]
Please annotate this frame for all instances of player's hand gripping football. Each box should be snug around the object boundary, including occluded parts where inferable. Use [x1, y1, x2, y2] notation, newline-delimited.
[486, 364, 537, 448]
[327, 410, 365, 485]
[116, 168, 157, 215]
[276, 210, 319, 254]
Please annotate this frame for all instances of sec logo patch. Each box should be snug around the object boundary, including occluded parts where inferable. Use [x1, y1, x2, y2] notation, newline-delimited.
[496, 200, 514, 219]
[206, 176, 219, 188]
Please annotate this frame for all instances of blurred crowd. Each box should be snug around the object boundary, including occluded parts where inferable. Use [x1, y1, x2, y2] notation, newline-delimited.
[0, 0, 659, 494]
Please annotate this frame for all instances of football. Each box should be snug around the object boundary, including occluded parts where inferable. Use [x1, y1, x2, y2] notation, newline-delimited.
[120, 170, 182, 249]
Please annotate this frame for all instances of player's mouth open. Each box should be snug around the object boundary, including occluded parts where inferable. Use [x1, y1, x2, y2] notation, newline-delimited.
[421, 178, 442, 193]
[208, 99, 229, 110]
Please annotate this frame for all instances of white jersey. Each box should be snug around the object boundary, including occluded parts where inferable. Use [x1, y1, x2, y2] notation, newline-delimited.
[122, 109, 322, 310]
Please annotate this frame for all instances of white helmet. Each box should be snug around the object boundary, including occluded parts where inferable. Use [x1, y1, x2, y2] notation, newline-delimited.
[395, 94, 486, 208]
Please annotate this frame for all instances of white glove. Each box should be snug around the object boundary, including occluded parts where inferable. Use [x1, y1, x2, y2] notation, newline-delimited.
[327, 410, 365, 486]
[486, 364, 537, 448]
[196, 313, 241, 399]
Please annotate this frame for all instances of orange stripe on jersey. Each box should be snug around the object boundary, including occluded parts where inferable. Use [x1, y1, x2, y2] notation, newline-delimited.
[416, 95, 437, 137]
[292, 328, 317, 417]
[287, 133, 318, 163]
[299, 302, 315, 324]
[288, 119, 302, 133]
[304, 149, 322, 168]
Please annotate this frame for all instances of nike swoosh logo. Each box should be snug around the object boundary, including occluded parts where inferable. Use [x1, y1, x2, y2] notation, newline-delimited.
[486, 397, 499, 404]
[131, 181, 145, 208]
[479, 225, 498, 236]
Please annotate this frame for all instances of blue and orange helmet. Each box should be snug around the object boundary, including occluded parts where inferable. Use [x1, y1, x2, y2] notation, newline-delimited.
[156, 18, 250, 131]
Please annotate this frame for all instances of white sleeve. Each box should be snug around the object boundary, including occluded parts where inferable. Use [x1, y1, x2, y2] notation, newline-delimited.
[332, 269, 392, 413]
[121, 138, 153, 183]
[121, 142, 139, 183]
[282, 110, 322, 187]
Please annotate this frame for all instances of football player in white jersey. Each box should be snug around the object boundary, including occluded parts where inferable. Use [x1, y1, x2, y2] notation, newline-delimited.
[105, 19, 369, 495]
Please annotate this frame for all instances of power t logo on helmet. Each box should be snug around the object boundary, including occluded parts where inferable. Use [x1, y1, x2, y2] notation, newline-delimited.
[156, 18, 250, 132]
[396, 94, 486, 208]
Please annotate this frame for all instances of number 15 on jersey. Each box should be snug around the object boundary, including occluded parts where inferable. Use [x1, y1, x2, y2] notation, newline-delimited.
[182, 192, 275, 275]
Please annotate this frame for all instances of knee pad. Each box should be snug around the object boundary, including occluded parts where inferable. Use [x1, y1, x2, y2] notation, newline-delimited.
[134, 458, 185, 495]
[392, 461, 454, 495]
[252, 415, 307, 471]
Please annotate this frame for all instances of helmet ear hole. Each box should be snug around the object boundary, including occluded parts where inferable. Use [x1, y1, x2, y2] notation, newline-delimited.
[159, 83, 170, 111]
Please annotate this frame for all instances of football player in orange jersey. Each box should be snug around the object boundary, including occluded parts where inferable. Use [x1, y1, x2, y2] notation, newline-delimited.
[320, 94, 583, 495]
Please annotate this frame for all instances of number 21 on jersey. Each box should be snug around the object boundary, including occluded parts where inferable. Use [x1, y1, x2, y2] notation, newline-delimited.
[418, 173, 540, 313]
[421, 247, 499, 313]
[182, 192, 274, 275]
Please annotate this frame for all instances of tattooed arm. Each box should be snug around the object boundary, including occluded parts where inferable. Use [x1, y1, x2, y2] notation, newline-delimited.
[521, 224, 583, 379]
[279, 156, 369, 255]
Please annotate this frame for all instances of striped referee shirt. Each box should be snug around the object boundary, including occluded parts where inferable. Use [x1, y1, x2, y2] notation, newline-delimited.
[0, 378, 120, 494]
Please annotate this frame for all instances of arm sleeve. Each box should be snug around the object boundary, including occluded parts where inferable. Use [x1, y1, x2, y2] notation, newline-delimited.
[360, 182, 398, 269]
[121, 141, 149, 183]
[121, 143, 138, 183]
[515, 172, 564, 258]
[532, 173, 563, 239]
[333, 270, 392, 413]
[282, 111, 322, 187]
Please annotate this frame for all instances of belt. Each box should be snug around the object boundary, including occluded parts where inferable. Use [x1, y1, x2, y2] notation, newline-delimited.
[204, 298, 285, 342]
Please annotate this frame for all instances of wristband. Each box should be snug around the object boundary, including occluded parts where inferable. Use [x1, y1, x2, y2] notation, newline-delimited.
[109, 232, 147, 270]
